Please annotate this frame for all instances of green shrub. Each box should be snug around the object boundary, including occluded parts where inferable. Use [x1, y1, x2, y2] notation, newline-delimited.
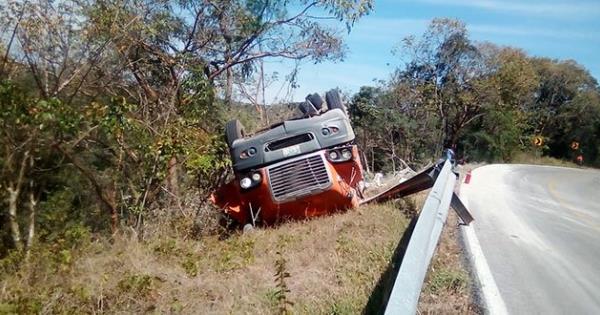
[117, 273, 156, 296]
[427, 269, 467, 294]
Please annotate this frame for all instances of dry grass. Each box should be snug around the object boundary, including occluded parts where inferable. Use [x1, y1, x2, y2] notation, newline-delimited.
[0, 203, 408, 314]
[418, 210, 482, 314]
[411, 165, 483, 314]
[511, 151, 578, 168]
[1, 189, 483, 314]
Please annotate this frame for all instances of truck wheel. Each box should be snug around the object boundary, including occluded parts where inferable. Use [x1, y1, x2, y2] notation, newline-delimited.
[298, 101, 318, 116]
[225, 119, 245, 148]
[306, 93, 324, 110]
[326, 89, 347, 116]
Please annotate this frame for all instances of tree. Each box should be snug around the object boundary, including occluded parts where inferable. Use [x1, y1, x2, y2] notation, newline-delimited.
[461, 45, 538, 161]
[82, 0, 374, 207]
[0, 0, 374, 256]
[85, 0, 372, 104]
[528, 58, 600, 163]
[392, 18, 485, 152]
[349, 86, 382, 172]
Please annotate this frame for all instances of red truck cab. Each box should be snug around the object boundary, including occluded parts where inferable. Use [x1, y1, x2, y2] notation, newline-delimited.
[211, 90, 364, 227]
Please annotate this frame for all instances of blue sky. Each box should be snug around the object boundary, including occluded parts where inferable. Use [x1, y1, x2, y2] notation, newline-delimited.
[260, 0, 600, 104]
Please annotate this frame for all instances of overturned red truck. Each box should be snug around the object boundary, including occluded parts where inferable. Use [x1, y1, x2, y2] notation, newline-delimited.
[211, 90, 365, 227]
[211, 90, 474, 228]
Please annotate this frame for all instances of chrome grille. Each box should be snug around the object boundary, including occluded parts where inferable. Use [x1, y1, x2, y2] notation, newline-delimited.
[267, 153, 331, 202]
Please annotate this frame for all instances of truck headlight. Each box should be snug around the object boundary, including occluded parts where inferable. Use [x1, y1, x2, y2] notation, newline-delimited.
[327, 147, 353, 163]
[239, 171, 262, 190]
[240, 177, 252, 189]
[341, 148, 352, 160]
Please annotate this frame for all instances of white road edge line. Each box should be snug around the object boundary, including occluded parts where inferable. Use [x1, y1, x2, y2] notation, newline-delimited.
[460, 184, 509, 315]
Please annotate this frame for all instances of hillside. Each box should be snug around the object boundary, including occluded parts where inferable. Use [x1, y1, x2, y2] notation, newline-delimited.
[0, 200, 479, 314]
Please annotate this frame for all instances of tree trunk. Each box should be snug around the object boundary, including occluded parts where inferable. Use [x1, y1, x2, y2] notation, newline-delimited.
[254, 103, 264, 123]
[259, 58, 268, 124]
[6, 150, 29, 251]
[362, 150, 371, 174]
[25, 191, 36, 260]
[371, 147, 375, 173]
[361, 129, 370, 174]
[225, 66, 233, 105]
[167, 156, 180, 208]
[390, 134, 396, 173]
[7, 186, 23, 251]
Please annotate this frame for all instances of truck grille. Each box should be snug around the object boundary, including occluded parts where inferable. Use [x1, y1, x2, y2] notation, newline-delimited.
[267, 153, 332, 202]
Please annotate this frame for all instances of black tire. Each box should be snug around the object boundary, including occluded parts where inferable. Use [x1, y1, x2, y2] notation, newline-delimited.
[298, 101, 318, 116]
[225, 119, 245, 148]
[306, 93, 324, 110]
[325, 89, 347, 116]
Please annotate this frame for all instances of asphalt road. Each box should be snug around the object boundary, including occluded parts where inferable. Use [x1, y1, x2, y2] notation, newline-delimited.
[460, 164, 600, 315]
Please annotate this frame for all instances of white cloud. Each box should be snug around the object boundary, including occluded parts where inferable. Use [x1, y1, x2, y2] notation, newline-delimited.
[348, 16, 600, 46]
[348, 17, 429, 44]
[420, 0, 600, 18]
[258, 12, 600, 103]
[350, 16, 600, 42]
[469, 24, 600, 41]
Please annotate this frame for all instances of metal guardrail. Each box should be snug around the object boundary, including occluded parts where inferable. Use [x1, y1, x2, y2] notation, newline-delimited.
[384, 158, 460, 315]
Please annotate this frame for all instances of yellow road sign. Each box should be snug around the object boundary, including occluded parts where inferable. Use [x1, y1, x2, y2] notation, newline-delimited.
[533, 136, 543, 147]
[571, 141, 579, 150]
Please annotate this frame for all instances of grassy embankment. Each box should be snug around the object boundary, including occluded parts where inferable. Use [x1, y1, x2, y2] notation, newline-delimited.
[1, 197, 480, 314]
[511, 152, 579, 168]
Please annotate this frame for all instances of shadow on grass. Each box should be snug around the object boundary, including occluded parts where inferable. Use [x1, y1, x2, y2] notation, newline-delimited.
[363, 216, 418, 315]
